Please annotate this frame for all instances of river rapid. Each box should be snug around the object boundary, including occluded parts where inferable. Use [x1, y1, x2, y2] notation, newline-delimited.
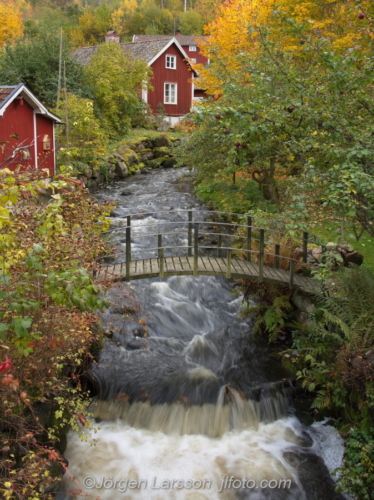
[57, 168, 345, 500]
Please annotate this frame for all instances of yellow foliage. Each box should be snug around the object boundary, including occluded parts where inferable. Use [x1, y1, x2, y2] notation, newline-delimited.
[112, 0, 138, 35]
[0, 0, 27, 47]
[196, 0, 374, 95]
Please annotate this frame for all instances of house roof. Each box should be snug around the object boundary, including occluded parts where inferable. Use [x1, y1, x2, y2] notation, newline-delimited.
[132, 35, 207, 46]
[0, 84, 61, 122]
[122, 39, 179, 64]
[72, 38, 196, 73]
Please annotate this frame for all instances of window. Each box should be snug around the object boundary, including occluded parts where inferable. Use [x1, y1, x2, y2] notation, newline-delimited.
[164, 83, 177, 104]
[189, 45, 197, 51]
[190, 58, 196, 63]
[166, 55, 176, 69]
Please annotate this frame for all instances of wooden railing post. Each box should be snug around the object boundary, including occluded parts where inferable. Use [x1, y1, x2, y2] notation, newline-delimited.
[303, 231, 309, 263]
[158, 234, 164, 278]
[275, 244, 280, 269]
[247, 216, 252, 262]
[126, 216, 131, 279]
[226, 248, 232, 278]
[188, 210, 192, 257]
[259, 229, 265, 282]
[193, 223, 198, 276]
[289, 260, 295, 288]
[218, 233, 222, 258]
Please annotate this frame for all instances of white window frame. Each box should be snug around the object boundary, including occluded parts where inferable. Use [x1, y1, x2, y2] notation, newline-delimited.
[190, 58, 196, 63]
[164, 83, 177, 105]
[166, 55, 176, 69]
[189, 45, 197, 51]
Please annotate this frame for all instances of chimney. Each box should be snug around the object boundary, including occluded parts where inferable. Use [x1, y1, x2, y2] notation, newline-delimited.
[175, 30, 181, 36]
[105, 31, 120, 43]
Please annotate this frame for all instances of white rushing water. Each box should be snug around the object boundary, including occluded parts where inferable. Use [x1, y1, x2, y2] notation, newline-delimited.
[57, 170, 345, 500]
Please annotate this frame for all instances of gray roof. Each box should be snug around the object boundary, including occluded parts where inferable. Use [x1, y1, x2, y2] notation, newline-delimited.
[0, 84, 23, 110]
[133, 35, 207, 46]
[71, 39, 178, 66]
[122, 40, 174, 64]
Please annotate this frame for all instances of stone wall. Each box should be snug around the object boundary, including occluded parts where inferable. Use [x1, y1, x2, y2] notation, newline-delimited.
[77, 135, 181, 189]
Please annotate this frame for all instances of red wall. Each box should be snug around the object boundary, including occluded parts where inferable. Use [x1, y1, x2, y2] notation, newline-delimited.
[0, 100, 55, 176]
[0, 100, 36, 170]
[148, 44, 193, 116]
[183, 45, 208, 66]
[36, 114, 55, 176]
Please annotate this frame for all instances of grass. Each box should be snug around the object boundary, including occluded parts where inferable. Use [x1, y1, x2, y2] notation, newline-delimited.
[112, 127, 185, 150]
[310, 219, 374, 271]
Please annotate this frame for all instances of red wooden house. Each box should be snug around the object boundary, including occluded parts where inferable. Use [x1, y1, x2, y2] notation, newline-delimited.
[72, 35, 197, 125]
[132, 33, 209, 103]
[0, 83, 61, 177]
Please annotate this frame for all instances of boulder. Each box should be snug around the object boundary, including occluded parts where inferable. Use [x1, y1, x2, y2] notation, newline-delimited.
[162, 158, 177, 168]
[115, 161, 129, 178]
[311, 248, 323, 262]
[341, 249, 364, 267]
[141, 151, 154, 161]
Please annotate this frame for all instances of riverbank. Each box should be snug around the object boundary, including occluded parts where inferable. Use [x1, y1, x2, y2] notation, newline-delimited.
[0, 176, 116, 499]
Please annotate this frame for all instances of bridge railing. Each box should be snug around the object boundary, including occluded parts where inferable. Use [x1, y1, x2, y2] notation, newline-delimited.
[95, 210, 325, 285]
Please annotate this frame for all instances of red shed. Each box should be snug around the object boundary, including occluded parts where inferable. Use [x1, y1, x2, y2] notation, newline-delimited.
[0, 83, 61, 177]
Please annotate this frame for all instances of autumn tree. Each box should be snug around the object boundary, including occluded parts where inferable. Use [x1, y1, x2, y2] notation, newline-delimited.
[183, 13, 374, 235]
[83, 43, 152, 137]
[0, 0, 27, 47]
[195, 0, 374, 96]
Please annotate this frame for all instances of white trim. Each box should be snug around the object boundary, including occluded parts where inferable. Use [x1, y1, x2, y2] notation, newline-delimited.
[166, 54, 176, 69]
[52, 121, 56, 176]
[147, 37, 189, 67]
[191, 79, 195, 111]
[142, 87, 148, 104]
[189, 45, 197, 51]
[33, 111, 38, 170]
[164, 82, 178, 105]
[0, 84, 62, 122]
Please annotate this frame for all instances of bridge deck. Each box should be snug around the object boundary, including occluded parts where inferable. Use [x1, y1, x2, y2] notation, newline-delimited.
[97, 256, 319, 293]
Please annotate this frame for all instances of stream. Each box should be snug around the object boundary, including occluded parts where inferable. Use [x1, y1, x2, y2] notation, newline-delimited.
[58, 168, 345, 500]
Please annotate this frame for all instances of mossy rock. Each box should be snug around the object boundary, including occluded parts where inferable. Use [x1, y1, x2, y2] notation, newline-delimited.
[146, 158, 163, 169]
[129, 166, 137, 174]
[137, 162, 146, 169]
[115, 147, 139, 166]
[151, 135, 171, 148]
[153, 147, 170, 158]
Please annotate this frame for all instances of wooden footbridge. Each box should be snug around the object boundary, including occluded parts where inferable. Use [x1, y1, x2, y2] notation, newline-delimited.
[95, 210, 322, 293]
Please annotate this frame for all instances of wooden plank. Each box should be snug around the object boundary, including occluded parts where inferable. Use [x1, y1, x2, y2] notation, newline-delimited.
[207, 257, 223, 275]
[215, 257, 227, 273]
[198, 257, 207, 272]
[173, 256, 183, 272]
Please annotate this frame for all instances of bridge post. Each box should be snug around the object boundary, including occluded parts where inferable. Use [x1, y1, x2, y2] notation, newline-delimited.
[126, 216, 131, 279]
[275, 244, 280, 269]
[303, 232, 309, 263]
[218, 234, 222, 258]
[193, 223, 198, 276]
[247, 216, 252, 262]
[259, 229, 265, 282]
[226, 249, 232, 278]
[188, 211, 192, 257]
[158, 234, 164, 278]
[289, 260, 295, 288]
